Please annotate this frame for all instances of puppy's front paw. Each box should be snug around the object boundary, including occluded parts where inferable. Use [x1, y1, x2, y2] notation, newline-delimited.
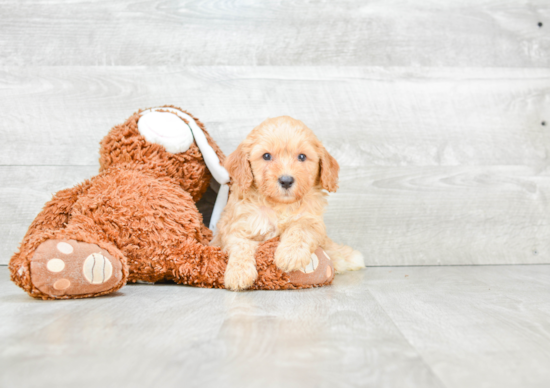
[224, 260, 258, 291]
[275, 243, 311, 272]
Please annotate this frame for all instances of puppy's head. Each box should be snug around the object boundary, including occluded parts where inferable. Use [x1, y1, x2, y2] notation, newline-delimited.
[225, 116, 339, 203]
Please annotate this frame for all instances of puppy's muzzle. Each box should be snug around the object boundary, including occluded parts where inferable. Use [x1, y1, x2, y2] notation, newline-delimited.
[278, 175, 295, 189]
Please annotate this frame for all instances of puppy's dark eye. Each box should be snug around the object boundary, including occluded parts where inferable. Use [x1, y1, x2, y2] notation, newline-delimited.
[298, 154, 307, 162]
[263, 153, 272, 161]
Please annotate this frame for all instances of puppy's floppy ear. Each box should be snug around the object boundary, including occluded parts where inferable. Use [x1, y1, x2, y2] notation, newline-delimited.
[319, 145, 339, 192]
[225, 143, 253, 191]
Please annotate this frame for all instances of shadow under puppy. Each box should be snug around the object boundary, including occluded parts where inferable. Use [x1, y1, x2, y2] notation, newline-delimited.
[211, 116, 365, 291]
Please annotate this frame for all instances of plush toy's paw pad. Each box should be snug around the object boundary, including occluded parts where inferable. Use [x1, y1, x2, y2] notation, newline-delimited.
[30, 239, 124, 298]
[288, 248, 335, 285]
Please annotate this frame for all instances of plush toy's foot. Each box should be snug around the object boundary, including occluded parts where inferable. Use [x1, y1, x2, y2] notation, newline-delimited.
[287, 248, 335, 286]
[29, 239, 125, 299]
[251, 239, 335, 290]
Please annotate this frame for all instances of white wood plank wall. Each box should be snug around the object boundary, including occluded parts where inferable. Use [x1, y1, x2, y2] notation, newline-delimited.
[1, 0, 549, 67]
[0, 1, 548, 265]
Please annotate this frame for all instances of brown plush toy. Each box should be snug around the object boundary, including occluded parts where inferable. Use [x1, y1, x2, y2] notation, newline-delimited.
[9, 106, 334, 300]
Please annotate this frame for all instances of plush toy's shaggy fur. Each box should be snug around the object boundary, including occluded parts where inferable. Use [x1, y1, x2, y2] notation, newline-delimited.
[9, 107, 334, 300]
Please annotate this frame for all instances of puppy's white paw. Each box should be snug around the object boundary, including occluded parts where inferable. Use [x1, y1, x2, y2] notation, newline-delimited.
[334, 249, 365, 273]
[275, 243, 311, 272]
[224, 260, 258, 291]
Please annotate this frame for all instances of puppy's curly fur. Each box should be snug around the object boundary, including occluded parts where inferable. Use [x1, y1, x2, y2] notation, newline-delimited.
[212, 116, 365, 291]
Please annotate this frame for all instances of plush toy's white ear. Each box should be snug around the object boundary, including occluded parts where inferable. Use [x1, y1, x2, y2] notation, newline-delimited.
[139, 108, 230, 185]
[138, 107, 230, 233]
[209, 183, 229, 233]
[138, 111, 194, 154]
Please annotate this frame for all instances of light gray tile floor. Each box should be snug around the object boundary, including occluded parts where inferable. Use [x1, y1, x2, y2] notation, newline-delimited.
[2, 265, 550, 388]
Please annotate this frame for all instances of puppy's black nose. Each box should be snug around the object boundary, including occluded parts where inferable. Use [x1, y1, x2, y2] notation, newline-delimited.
[278, 175, 294, 189]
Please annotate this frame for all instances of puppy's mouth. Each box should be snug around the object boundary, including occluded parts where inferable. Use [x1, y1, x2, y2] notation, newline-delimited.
[281, 190, 294, 198]
[272, 187, 299, 203]
[262, 176, 301, 203]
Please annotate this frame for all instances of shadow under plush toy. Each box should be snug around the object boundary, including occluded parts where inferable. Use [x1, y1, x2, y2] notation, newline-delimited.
[9, 106, 334, 299]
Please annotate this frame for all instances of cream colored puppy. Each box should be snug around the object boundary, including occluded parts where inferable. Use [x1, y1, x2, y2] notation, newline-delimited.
[211, 116, 365, 291]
